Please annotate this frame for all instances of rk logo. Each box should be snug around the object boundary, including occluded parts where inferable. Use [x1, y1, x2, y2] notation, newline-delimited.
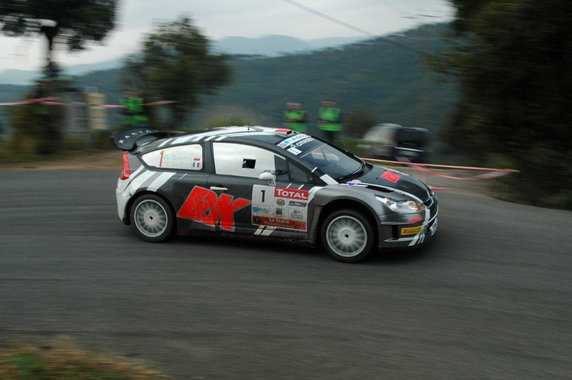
[177, 186, 250, 231]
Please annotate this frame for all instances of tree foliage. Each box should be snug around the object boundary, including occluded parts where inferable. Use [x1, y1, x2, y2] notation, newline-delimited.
[0, 0, 117, 74]
[437, 0, 572, 208]
[123, 17, 231, 128]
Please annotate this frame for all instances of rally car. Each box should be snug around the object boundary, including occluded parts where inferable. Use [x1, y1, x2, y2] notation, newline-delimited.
[114, 126, 438, 263]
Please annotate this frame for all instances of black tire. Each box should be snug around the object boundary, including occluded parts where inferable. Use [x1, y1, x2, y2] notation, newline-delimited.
[130, 194, 175, 242]
[321, 209, 375, 263]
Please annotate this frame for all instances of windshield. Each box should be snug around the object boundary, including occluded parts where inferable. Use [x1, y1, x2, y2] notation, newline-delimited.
[301, 144, 364, 180]
[276, 134, 364, 181]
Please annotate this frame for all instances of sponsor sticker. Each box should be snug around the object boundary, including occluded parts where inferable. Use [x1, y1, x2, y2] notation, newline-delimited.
[177, 186, 250, 231]
[274, 187, 309, 200]
[381, 171, 401, 183]
[254, 216, 306, 231]
[347, 179, 363, 186]
[401, 226, 423, 236]
[251, 185, 312, 231]
[287, 147, 302, 155]
[277, 134, 310, 148]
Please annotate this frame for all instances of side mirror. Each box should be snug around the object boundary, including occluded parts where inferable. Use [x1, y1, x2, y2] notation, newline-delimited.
[258, 171, 276, 186]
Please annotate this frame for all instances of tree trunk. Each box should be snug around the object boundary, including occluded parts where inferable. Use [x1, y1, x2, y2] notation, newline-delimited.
[42, 26, 59, 79]
[39, 26, 63, 153]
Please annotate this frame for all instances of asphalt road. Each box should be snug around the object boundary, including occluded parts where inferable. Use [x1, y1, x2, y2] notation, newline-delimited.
[1, 169, 571, 379]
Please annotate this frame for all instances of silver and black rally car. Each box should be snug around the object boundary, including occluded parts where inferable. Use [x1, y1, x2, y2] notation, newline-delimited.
[114, 126, 438, 263]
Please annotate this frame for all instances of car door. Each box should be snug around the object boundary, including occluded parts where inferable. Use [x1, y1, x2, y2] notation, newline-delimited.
[209, 142, 316, 237]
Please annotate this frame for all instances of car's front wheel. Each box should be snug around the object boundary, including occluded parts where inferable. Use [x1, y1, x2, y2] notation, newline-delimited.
[130, 194, 175, 242]
[321, 209, 375, 263]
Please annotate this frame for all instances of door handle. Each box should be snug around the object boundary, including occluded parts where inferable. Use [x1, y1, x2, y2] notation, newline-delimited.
[210, 186, 228, 191]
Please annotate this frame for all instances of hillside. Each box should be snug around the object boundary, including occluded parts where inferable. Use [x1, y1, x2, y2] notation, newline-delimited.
[1, 23, 458, 138]
[195, 23, 456, 133]
[214, 35, 367, 56]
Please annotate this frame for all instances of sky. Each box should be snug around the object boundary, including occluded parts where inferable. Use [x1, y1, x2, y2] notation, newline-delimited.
[0, 0, 453, 73]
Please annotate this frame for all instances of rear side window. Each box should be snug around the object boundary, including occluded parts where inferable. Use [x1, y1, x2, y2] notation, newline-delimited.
[142, 144, 203, 170]
[213, 143, 277, 178]
[397, 129, 430, 149]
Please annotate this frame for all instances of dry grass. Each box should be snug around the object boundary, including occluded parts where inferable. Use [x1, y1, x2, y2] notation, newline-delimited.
[0, 342, 172, 380]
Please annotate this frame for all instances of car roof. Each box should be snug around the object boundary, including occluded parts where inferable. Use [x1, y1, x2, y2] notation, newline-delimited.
[137, 126, 296, 153]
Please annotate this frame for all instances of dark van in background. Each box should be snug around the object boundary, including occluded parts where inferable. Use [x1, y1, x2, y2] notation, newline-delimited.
[358, 123, 432, 163]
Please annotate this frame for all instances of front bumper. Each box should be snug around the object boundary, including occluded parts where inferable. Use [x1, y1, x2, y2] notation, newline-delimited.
[377, 192, 439, 248]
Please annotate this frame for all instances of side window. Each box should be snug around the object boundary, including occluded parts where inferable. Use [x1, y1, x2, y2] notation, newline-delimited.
[213, 143, 277, 178]
[275, 155, 289, 182]
[289, 161, 313, 183]
[212, 143, 314, 184]
[142, 144, 203, 170]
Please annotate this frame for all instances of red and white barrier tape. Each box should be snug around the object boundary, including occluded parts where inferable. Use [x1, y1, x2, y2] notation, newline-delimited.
[0, 97, 60, 106]
[363, 157, 519, 181]
[0, 97, 178, 108]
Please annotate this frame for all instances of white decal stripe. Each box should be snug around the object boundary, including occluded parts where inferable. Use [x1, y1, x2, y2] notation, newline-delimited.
[320, 174, 338, 184]
[261, 227, 276, 236]
[172, 135, 195, 144]
[254, 226, 265, 236]
[158, 138, 172, 147]
[125, 170, 155, 196]
[215, 136, 226, 141]
[409, 194, 431, 246]
[147, 172, 176, 192]
[128, 165, 145, 180]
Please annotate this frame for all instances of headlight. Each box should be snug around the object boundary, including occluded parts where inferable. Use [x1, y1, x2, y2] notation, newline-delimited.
[376, 196, 425, 213]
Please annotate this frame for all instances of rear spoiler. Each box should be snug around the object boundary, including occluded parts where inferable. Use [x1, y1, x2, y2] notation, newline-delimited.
[113, 127, 183, 151]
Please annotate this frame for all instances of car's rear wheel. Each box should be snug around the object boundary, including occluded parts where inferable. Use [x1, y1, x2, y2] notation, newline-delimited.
[131, 194, 174, 242]
[321, 209, 375, 263]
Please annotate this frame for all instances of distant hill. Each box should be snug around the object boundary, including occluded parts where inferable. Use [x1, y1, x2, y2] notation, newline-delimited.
[214, 35, 367, 56]
[0, 58, 122, 86]
[0, 70, 41, 86]
[0, 35, 367, 85]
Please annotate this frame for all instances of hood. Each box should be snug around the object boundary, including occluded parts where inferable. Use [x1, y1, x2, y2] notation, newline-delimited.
[352, 165, 432, 202]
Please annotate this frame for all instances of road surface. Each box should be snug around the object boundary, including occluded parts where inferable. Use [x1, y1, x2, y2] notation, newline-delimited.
[0, 169, 570, 379]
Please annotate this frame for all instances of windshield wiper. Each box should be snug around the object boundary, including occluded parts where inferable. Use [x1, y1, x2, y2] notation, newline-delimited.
[336, 162, 366, 182]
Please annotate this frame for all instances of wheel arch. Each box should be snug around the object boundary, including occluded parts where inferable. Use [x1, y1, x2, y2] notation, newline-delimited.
[124, 190, 174, 226]
[315, 199, 379, 246]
